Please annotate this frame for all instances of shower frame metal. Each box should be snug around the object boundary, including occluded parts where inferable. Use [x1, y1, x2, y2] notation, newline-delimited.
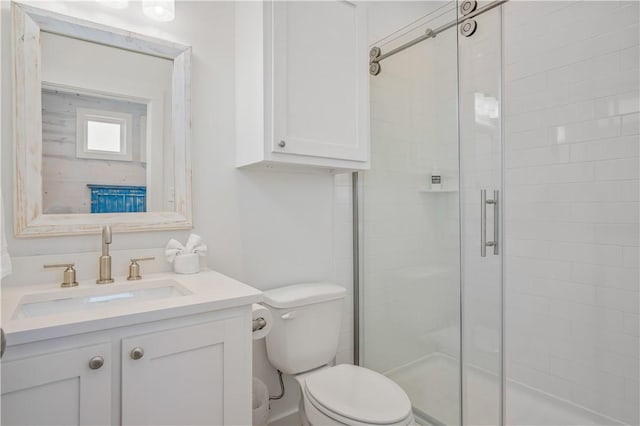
[368, 0, 508, 75]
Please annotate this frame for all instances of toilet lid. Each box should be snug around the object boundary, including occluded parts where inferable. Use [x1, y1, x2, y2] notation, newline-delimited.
[304, 364, 412, 424]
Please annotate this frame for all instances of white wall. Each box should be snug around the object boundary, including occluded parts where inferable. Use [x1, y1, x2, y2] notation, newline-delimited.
[1, 1, 336, 421]
[503, 2, 639, 424]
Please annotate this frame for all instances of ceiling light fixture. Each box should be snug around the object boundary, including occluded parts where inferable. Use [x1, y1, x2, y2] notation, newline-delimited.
[97, 0, 129, 9]
[142, 0, 175, 22]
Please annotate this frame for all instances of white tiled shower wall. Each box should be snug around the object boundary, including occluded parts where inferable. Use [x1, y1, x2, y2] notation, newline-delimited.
[503, 2, 639, 424]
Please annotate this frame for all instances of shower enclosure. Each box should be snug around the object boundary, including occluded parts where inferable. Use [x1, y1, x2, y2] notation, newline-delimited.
[359, 1, 639, 425]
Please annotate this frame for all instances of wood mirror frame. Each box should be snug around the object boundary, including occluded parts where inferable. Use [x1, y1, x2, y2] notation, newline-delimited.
[12, 2, 192, 237]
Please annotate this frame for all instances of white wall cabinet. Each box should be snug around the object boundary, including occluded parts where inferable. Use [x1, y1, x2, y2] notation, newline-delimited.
[236, 1, 370, 172]
[1, 309, 251, 426]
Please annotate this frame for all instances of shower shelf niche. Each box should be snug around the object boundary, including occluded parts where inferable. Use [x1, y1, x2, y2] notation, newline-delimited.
[419, 187, 459, 193]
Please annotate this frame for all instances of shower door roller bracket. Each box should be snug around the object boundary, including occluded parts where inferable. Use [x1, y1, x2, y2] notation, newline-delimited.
[460, 0, 479, 37]
[481, 189, 499, 257]
[460, 19, 478, 37]
[460, 0, 478, 16]
[369, 47, 382, 76]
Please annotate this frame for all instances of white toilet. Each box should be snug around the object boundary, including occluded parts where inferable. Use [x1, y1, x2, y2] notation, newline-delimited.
[262, 282, 415, 426]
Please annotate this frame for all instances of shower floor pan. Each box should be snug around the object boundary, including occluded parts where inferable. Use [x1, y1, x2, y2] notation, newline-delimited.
[386, 352, 624, 426]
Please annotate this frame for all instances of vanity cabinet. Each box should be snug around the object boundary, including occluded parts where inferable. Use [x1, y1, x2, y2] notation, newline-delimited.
[235, 1, 370, 172]
[1, 309, 251, 426]
[1, 343, 112, 425]
[121, 317, 248, 425]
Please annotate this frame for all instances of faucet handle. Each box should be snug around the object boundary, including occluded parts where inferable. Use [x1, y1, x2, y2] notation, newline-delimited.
[127, 257, 155, 281]
[44, 263, 79, 287]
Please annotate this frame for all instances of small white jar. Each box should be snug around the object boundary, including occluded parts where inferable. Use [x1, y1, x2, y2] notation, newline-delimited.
[173, 253, 199, 274]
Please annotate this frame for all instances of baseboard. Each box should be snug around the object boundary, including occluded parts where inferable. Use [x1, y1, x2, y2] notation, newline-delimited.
[268, 409, 300, 426]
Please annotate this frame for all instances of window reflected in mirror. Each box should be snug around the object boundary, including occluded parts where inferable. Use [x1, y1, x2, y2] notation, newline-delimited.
[42, 88, 149, 214]
[87, 121, 121, 152]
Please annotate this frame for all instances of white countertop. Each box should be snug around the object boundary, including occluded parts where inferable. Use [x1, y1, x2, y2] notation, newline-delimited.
[1, 269, 263, 346]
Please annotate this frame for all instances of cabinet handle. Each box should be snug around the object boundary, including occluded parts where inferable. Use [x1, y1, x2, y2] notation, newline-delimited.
[278, 140, 286, 148]
[89, 356, 104, 370]
[130, 347, 144, 360]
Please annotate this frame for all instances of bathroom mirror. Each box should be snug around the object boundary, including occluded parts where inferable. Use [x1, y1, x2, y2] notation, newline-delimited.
[12, 3, 192, 237]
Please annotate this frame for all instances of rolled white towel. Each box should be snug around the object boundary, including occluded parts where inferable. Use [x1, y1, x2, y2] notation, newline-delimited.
[165, 238, 185, 262]
[184, 234, 202, 253]
[192, 243, 207, 256]
[165, 248, 182, 262]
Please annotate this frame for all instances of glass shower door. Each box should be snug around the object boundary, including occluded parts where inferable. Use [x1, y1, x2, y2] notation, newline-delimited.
[362, 2, 462, 424]
[457, 4, 504, 425]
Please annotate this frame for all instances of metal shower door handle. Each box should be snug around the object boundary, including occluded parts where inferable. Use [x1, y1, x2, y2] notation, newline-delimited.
[481, 189, 499, 257]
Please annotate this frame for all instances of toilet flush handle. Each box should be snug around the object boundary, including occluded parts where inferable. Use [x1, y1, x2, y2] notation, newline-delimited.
[281, 311, 297, 320]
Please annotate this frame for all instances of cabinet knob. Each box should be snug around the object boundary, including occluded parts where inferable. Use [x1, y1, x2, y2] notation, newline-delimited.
[278, 140, 286, 148]
[89, 356, 104, 370]
[130, 347, 144, 360]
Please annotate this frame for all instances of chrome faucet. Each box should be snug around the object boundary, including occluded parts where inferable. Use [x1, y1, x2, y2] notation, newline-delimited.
[97, 225, 114, 284]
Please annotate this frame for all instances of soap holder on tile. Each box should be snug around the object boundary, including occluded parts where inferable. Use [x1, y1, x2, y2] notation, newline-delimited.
[173, 253, 199, 274]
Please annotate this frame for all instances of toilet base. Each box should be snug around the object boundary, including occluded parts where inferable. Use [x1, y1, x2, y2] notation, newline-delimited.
[299, 395, 347, 426]
[299, 399, 310, 426]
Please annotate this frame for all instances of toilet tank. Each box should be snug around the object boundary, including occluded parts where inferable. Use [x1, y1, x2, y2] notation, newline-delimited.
[262, 282, 346, 375]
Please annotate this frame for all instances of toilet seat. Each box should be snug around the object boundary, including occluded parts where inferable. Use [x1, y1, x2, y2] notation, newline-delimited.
[301, 364, 413, 426]
[304, 387, 414, 426]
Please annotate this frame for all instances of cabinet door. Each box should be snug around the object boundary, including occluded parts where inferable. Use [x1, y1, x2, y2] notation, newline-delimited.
[1, 343, 111, 426]
[121, 317, 250, 425]
[272, 1, 369, 162]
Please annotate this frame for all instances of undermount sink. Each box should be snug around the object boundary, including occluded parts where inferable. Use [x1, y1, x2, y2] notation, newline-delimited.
[13, 279, 192, 319]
